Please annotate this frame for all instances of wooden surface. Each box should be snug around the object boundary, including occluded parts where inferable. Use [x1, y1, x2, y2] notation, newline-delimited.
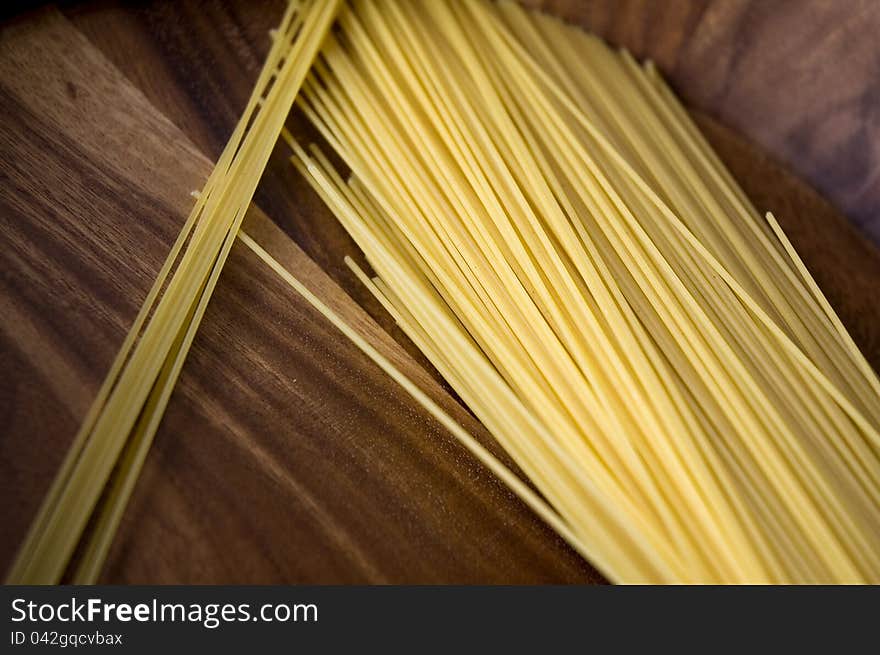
[1, 0, 879, 583]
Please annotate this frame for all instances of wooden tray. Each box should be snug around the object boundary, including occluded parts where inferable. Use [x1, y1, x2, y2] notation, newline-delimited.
[1, 0, 878, 583]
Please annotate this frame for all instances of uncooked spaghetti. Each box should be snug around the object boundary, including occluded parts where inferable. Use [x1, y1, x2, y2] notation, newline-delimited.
[279, 0, 880, 583]
[12, 0, 879, 585]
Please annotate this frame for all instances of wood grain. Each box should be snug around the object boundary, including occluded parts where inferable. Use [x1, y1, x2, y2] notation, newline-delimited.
[1, 1, 879, 583]
[0, 8, 207, 571]
[0, 9, 597, 583]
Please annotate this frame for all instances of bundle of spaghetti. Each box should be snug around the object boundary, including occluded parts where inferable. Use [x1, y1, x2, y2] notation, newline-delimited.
[7, 0, 340, 585]
[278, 0, 880, 582]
